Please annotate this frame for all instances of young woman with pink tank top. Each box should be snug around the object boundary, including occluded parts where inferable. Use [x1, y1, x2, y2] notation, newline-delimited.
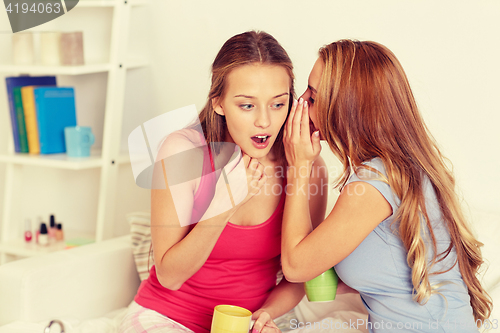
[118, 31, 328, 333]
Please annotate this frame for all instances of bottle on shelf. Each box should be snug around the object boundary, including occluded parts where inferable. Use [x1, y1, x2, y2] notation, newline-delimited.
[35, 216, 43, 243]
[24, 218, 32, 242]
[49, 214, 57, 239]
[56, 223, 64, 241]
[39, 223, 49, 246]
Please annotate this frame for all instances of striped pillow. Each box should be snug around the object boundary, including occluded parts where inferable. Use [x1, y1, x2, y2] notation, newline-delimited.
[126, 211, 154, 281]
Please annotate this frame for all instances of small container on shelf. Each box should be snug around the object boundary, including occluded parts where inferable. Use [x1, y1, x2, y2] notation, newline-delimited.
[60, 32, 85, 66]
[12, 32, 35, 66]
[40, 32, 62, 66]
[38, 223, 49, 246]
[49, 214, 57, 239]
[56, 223, 64, 241]
[24, 218, 32, 242]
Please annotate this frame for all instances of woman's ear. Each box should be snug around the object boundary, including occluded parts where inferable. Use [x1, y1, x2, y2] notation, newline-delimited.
[212, 97, 224, 116]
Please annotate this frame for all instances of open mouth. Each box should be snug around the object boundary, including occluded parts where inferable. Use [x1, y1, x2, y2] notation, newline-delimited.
[251, 135, 270, 144]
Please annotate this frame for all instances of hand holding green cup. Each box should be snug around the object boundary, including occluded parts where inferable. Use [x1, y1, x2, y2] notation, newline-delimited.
[304, 267, 338, 302]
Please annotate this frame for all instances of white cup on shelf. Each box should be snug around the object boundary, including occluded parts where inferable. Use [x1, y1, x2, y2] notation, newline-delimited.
[60, 31, 85, 66]
[12, 32, 35, 65]
[40, 32, 62, 66]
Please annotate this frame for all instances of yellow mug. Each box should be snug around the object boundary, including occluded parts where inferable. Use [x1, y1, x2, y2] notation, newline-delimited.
[211, 305, 252, 333]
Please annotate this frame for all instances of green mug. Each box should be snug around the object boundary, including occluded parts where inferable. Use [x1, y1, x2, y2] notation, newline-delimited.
[304, 267, 338, 302]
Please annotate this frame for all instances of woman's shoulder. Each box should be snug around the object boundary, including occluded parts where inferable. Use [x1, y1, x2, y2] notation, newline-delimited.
[155, 128, 205, 162]
[358, 157, 387, 179]
[154, 128, 208, 190]
[348, 157, 401, 212]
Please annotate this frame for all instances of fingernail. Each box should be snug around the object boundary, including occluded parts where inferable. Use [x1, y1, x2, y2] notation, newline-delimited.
[299, 97, 303, 104]
[304, 101, 308, 107]
[314, 131, 319, 137]
[293, 99, 298, 106]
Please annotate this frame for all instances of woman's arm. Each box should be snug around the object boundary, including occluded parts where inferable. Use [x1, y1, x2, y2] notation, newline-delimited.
[151, 179, 236, 290]
[281, 100, 391, 283]
[152, 133, 266, 290]
[252, 158, 329, 332]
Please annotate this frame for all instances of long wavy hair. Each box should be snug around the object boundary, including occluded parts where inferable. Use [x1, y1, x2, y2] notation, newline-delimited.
[315, 40, 492, 323]
[198, 30, 295, 166]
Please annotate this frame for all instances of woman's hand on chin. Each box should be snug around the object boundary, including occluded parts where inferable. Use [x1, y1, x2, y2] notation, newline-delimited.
[283, 98, 321, 173]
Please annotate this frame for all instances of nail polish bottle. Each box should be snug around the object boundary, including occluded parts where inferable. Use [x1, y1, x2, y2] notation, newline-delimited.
[49, 214, 57, 239]
[39, 223, 49, 246]
[35, 216, 43, 243]
[24, 218, 32, 242]
[55, 223, 64, 241]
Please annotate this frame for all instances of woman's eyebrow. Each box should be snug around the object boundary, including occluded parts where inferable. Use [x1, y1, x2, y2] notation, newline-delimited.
[273, 92, 289, 98]
[308, 85, 317, 94]
[234, 92, 289, 99]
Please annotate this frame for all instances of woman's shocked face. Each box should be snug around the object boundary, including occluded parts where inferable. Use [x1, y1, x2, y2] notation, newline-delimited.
[212, 63, 290, 161]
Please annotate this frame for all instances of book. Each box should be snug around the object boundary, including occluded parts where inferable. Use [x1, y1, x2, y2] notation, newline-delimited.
[20, 86, 40, 154]
[34, 87, 77, 154]
[12, 87, 29, 153]
[5, 76, 57, 152]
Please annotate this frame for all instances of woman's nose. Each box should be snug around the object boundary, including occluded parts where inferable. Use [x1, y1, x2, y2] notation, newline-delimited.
[255, 109, 270, 128]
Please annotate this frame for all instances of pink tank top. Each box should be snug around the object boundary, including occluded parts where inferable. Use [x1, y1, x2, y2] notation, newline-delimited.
[135, 143, 284, 332]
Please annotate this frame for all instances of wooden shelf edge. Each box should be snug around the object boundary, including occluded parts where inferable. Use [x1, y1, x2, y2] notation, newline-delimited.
[76, 0, 116, 7]
[0, 151, 131, 169]
[0, 63, 111, 75]
[0, 234, 95, 258]
[77, 0, 149, 7]
[0, 239, 67, 257]
[0, 152, 104, 170]
[126, 58, 149, 69]
[0, 58, 147, 75]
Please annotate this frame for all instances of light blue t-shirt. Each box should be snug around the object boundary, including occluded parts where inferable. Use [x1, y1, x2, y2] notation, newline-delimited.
[335, 158, 477, 333]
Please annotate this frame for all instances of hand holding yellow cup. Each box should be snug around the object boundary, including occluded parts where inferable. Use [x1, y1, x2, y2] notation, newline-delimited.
[211, 305, 252, 333]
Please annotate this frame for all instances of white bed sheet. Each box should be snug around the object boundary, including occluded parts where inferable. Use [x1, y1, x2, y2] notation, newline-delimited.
[0, 294, 368, 333]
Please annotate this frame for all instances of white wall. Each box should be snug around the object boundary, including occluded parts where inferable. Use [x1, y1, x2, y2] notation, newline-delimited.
[0, 0, 499, 238]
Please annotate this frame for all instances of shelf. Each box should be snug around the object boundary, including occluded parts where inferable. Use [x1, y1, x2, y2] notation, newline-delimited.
[77, 0, 150, 7]
[0, 233, 95, 258]
[0, 0, 146, 263]
[77, 0, 117, 7]
[127, 58, 149, 69]
[0, 63, 110, 75]
[0, 58, 148, 75]
[0, 150, 131, 170]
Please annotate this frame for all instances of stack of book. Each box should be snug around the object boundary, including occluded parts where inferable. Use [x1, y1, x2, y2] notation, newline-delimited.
[5, 75, 78, 154]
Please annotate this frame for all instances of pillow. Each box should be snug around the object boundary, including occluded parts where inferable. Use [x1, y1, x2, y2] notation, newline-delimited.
[126, 211, 153, 281]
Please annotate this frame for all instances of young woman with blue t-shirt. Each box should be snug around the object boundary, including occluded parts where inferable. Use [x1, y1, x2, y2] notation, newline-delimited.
[281, 40, 492, 332]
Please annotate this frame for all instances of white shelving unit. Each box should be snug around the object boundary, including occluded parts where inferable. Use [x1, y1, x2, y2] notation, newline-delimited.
[0, 0, 148, 263]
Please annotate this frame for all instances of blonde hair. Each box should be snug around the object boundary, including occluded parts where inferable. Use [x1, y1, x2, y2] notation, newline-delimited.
[316, 39, 492, 323]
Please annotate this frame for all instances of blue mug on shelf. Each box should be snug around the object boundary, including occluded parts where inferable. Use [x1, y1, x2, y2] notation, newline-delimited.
[64, 126, 95, 157]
